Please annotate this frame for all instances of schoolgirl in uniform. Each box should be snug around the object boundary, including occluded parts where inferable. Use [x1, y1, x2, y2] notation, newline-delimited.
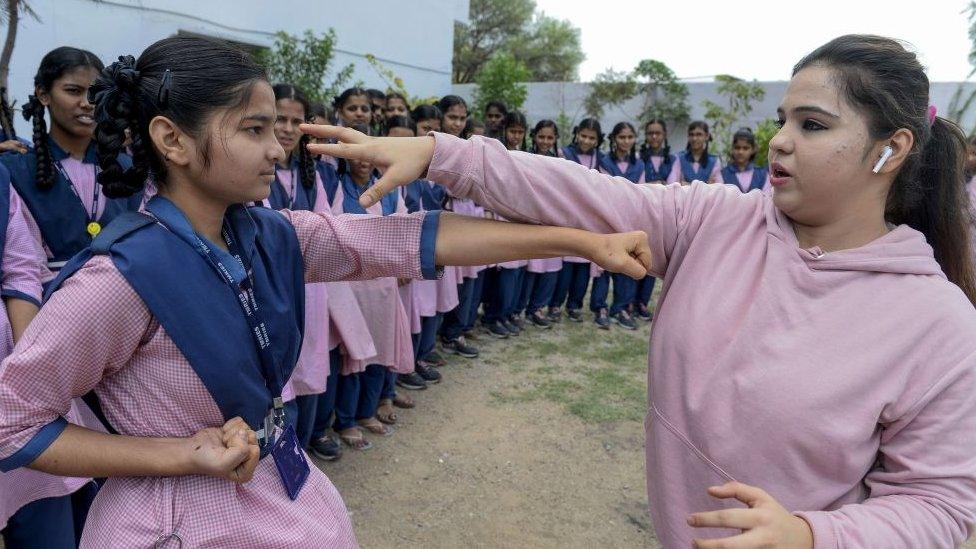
[720, 127, 770, 193]
[483, 100, 507, 141]
[593, 122, 645, 330]
[435, 96, 482, 356]
[673, 120, 722, 184]
[383, 92, 409, 121]
[482, 111, 530, 336]
[0, 36, 644, 547]
[317, 34, 976, 549]
[551, 118, 603, 322]
[521, 120, 563, 328]
[0, 162, 86, 549]
[640, 118, 677, 184]
[1, 45, 143, 545]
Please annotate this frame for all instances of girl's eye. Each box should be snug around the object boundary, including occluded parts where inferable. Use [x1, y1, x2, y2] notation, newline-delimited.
[247, 126, 263, 135]
[802, 119, 827, 131]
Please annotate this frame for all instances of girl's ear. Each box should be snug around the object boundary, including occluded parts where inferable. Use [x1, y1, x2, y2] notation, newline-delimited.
[148, 115, 192, 167]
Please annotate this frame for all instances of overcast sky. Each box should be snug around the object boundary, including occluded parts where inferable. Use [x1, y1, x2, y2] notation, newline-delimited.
[533, 0, 975, 82]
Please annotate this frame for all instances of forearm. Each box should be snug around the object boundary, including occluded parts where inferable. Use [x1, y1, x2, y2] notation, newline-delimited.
[4, 297, 38, 343]
[435, 213, 599, 266]
[29, 424, 194, 478]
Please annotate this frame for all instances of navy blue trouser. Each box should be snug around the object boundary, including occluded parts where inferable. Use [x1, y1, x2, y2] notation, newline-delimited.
[527, 271, 558, 314]
[2, 495, 76, 549]
[551, 262, 590, 311]
[633, 276, 656, 309]
[440, 277, 474, 341]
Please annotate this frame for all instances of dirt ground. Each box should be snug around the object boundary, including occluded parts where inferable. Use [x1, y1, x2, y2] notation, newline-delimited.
[322, 316, 660, 549]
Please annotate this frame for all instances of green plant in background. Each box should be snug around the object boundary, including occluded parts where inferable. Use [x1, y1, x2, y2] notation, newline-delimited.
[633, 59, 690, 127]
[472, 52, 530, 116]
[363, 53, 440, 108]
[752, 118, 779, 167]
[556, 111, 573, 146]
[256, 29, 355, 107]
[701, 74, 766, 158]
[582, 68, 637, 118]
[948, 2, 976, 135]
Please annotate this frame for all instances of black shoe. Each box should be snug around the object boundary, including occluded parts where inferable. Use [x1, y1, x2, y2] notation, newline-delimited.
[611, 311, 638, 330]
[486, 321, 510, 339]
[567, 309, 583, 322]
[443, 336, 480, 358]
[528, 311, 552, 329]
[423, 351, 447, 367]
[416, 363, 442, 384]
[509, 314, 525, 329]
[594, 308, 611, 330]
[635, 303, 653, 320]
[503, 318, 521, 336]
[396, 372, 428, 390]
[309, 435, 342, 462]
[546, 307, 562, 323]
[462, 329, 480, 341]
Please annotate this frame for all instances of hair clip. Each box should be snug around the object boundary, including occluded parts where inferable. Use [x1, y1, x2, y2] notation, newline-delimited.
[157, 69, 173, 108]
[927, 105, 937, 126]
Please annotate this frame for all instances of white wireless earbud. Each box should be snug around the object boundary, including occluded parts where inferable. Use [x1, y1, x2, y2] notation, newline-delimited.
[872, 145, 894, 174]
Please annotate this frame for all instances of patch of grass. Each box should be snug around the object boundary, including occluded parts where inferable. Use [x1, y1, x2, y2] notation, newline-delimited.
[486, 316, 650, 425]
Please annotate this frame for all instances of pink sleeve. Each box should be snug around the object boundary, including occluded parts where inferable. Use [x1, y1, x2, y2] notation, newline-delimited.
[667, 161, 681, 184]
[796, 354, 976, 548]
[278, 209, 438, 283]
[0, 257, 151, 464]
[426, 133, 744, 278]
[1, 190, 46, 305]
[708, 160, 723, 183]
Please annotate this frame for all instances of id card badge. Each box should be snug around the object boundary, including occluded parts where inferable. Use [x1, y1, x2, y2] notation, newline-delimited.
[271, 424, 310, 500]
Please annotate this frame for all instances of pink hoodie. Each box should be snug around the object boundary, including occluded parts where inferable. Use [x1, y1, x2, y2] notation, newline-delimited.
[427, 133, 976, 548]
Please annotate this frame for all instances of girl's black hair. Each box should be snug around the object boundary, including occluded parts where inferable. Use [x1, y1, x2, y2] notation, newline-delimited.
[366, 88, 385, 102]
[89, 36, 266, 198]
[336, 123, 374, 177]
[272, 83, 315, 189]
[640, 118, 671, 160]
[794, 34, 976, 303]
[462, 117, 485, 139]
[608, 121, 638, 164]
[570, 117, 604, 150]
[685, 120, 712, 163]
[309, 101, 328, 120]
[332, 87, 370, 121]
[484, 100, 507, 116]
[729, 127, 757, 164]
[437, 94, 468, 117]
[23, 46, 104, 190]
[385, 115, 416, 136]
[501, 111, 528, 151]
[385, 92, 410, 111]
[529, 119, 559, 156]
[410, 104, 442, 125]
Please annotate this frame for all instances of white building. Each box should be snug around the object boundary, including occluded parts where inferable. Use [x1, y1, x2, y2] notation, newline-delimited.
[10, 0, 468, 136]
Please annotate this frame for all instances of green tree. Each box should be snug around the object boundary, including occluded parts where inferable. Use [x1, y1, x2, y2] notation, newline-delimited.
[472, 52, 530, 115]
[948, 2, 976, 135]
[701, 75, 766, 158]
[633, 59, 691, 127]
[453, 0, 584, 84]
[582, 68, 636, 118]
[752, 118, 779, 167]
[256, 29, 355, 107]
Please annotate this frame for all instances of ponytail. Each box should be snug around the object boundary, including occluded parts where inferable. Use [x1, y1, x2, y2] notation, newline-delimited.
[90, 56, 149, 198]
[891, 117, 976, 303]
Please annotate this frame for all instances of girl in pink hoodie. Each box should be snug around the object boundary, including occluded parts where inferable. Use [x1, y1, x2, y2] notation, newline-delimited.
[307, 35, 976, 549]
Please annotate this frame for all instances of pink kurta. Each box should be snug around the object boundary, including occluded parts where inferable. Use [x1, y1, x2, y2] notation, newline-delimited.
[0, 209, 433, 547]
[331, 183, 414, 374]
[0, 188, 91, 528]
[428, 133, 976, 549]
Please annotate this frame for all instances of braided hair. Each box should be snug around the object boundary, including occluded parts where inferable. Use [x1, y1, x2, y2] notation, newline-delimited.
[272, 83, 315, 189]
[89, 36, 267, 198]
[23, 47, 103, 190]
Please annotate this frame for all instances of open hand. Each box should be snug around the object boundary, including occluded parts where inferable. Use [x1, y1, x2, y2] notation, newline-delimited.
[587, 231, 652, 280]
[688, 482, 814, 548]
[302, 124, 434, 209]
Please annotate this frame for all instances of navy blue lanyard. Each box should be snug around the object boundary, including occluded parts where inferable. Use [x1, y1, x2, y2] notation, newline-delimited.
[53, 161, 99, 223]
[144, 198, 285, 407]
